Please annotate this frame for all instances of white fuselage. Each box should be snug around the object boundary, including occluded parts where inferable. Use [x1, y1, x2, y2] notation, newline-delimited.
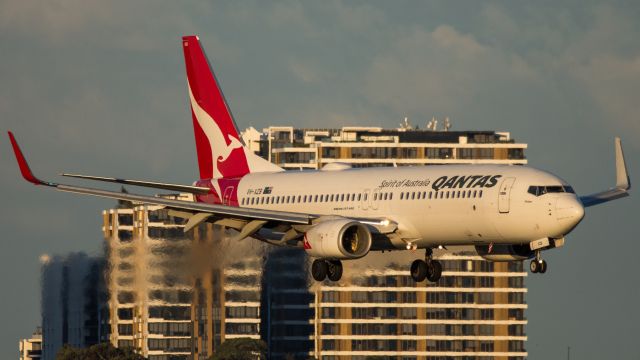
[231, 165, 584, 250]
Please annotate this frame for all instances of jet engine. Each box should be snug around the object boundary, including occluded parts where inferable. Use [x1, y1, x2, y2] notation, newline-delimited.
[474, 244, 534, 262]
[304, 219, 372, 259]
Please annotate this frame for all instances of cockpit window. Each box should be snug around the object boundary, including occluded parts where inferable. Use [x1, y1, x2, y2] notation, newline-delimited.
[546, 186, 564, 193]
[527, 185, 575, 196]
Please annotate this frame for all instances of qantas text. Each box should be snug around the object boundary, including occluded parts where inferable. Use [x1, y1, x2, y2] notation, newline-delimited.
[431, 175, 502, 191]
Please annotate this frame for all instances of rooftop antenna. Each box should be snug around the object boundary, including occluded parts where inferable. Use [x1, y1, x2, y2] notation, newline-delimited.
[399, 117, 413, 130]
[444, 117, 451, 131]
[426, 117, 438, 131]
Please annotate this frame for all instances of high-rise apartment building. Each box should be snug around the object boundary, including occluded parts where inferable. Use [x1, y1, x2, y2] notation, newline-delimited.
[40, 253, 108, 360]
[241, 126, 526, 170]
[246, 125, 529, 359]
[19, 327, 42, 360]
[102, 197, 263, 360]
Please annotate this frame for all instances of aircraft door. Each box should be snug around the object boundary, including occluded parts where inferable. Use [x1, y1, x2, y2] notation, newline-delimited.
[371, 188, 380, 210]
[223, 186, 234, 205]
[362, 189, 370, 210]
[498, 177, 516, 213]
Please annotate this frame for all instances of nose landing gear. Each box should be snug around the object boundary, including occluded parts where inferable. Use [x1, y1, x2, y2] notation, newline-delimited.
[529, 250, 548, 274]
[410, 248, 443, 282]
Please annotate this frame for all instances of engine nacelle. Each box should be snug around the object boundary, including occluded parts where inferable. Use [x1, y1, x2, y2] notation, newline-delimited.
[304, 219, 372, 259]
[474, 244, 534, 262]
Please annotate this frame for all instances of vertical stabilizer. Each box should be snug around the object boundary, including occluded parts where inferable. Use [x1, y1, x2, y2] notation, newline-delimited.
[182, 35, 282, 180]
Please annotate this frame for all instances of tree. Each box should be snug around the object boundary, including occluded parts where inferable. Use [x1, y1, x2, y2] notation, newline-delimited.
[209, 338, 267, 360]
[56, 343, 146, 360]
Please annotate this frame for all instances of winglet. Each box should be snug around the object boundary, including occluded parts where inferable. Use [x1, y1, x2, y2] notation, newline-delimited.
[615, 137, 630, 190]
[7, 131, 51, 186]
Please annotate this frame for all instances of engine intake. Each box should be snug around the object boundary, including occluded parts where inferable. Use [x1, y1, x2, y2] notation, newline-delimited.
[304, 219, 372, 259]
[475, 244, 534, 262]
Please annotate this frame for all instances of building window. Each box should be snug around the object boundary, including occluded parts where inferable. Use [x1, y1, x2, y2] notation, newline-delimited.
[321, 147, 337, 158]
[401, 147, 418, 158]
[508, 148, 525, 159]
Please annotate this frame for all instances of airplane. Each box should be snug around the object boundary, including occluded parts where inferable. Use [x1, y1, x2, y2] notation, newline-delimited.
[8, 35, 631, 283]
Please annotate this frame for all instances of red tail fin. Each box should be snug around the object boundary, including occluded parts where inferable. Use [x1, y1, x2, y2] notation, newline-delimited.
[182, 35, 249, 179]
[182, 36, 282, 182]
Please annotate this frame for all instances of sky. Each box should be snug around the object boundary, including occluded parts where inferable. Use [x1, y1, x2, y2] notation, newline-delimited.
[0, 1, 639, 358]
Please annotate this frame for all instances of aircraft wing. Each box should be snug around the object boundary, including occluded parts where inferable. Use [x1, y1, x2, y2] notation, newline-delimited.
[59, 173, 211, 195]
[8, 132, 313, 238]
[579, 137, 631, 207]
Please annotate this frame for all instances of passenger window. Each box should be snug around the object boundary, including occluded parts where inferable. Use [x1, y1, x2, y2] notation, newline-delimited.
[341, 194, 345, 201]
[479, 190, 483, 197]
[374, 193, 378, 201]
[357, 194, 362, 201]
[400, 193, 404, 200]
[389, 193, 393, 200]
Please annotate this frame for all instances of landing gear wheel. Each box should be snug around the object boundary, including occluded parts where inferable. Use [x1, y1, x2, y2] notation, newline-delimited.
[539, 260, 547, 274]
[426, 260, 443, 282]
[529, 259, 539, 273]
[410, 259, 427, 282]
[311, 259, 328, 281]
[327, 260, 343, 282]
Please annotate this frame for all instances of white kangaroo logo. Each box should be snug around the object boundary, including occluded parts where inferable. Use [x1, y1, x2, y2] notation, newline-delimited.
[188, 84, 245, 197]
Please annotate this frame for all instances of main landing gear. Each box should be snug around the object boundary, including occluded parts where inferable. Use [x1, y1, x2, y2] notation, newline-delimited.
[529, 250, 548, 274]
[311, 259, 343, 282]
[410, 248, 442, 283]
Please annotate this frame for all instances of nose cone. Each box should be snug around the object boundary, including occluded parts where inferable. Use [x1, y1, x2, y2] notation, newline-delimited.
[556, 196, 585, 234]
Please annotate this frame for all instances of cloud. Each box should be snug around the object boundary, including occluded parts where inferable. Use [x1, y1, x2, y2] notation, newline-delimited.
[362, 25, 540, 118]
[570, 54, 640, 138]
[0, 0, 198, 51]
